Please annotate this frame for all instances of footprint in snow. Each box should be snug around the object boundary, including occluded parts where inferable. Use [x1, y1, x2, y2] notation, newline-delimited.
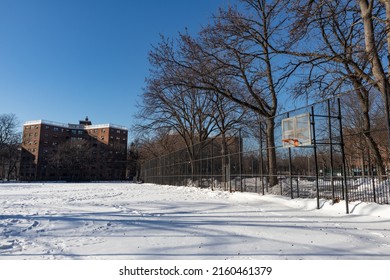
[0, 239, 22, 251]
[22, 220, 40, 232]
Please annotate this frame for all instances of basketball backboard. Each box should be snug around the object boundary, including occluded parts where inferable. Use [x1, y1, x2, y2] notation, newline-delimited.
[282, 113, 312, 148]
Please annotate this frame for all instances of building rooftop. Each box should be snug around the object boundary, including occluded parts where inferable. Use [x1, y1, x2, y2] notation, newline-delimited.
[24, 119, 128, 131]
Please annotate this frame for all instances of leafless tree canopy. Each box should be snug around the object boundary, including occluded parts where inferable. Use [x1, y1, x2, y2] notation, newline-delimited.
[134, 0, 390, 184]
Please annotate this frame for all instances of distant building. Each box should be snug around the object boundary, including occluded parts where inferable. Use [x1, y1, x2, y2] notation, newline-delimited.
[20, 117, 128, 181]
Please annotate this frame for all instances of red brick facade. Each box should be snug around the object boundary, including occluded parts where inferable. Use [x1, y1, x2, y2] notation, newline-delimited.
[20, 118, 128, 181]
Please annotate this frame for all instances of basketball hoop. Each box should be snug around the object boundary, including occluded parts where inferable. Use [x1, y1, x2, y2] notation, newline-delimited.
[282, 138, 300, 147]
[282, 113, 312, 148]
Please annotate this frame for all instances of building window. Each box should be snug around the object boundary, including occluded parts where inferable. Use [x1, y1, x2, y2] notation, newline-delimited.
[53, 127, 59, 132]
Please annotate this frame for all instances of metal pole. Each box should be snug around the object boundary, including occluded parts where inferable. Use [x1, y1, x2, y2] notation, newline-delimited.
[211, 138, 214, 190]
[327, 99, 335, 201]
[311, 106, 320, 209]
[338, 98, 349, 214]
[287, 112, 293, 199]
[260, 125, 265, 195]
[239, 128, 243, 192]
[198, 147, 201, 188]
[384, 88, 390, 152]
[368, 153, 377, 203]
[229, 153, 232, 193]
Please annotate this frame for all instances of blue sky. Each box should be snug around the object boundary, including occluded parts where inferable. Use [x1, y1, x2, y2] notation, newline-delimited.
[0, 0, 229, 136]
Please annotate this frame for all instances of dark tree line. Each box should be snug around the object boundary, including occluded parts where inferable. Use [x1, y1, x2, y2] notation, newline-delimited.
[44, 139, 127, 181]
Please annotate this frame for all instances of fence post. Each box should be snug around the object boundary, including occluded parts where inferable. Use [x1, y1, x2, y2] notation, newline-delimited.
[287, 112, 293, 199]
[198, 146, 201, 188]
[229, 153, 232, 193]
[239, 128, 243, 192]
[338, 98, 349, 214]
[260, 125, 265, 195]
[311, 106, 320, 209]
[368, 153, 376, 203]
[211, 138, 214, 190]
[327, 99, 335, 201]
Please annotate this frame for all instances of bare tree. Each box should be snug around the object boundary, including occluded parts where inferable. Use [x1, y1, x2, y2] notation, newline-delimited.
[0, 114, 20, 181]
[208, 92, 248, 189]
[140, 36, 217, 144]
[137, 130, 187, 160]
[287, 0, 389, 174]
[127, 140, 141, 181]
[49, 139, 93, 181]
[137, 79, 217, 172]
[136, 34, 247, 180]
[359, 0, 390, 153]
[174, 0, 294, 186]
[0, 114, 19, 149]
[0, 133, 21, 181]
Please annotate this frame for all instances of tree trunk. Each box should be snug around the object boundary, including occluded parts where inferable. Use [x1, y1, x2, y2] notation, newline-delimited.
[359, 1, 387, 93]
[266, 117, 278, 186]
[349, 72, 387, 175]
[361, 101, 386, 176]
[360, 0, 390, 149]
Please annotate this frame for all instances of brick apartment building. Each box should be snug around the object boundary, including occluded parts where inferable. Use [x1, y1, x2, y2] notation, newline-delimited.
[20, 117, 128, 181]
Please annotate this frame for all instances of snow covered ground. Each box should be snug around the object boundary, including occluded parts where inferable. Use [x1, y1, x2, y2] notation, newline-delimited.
[1, 182, 390, 260]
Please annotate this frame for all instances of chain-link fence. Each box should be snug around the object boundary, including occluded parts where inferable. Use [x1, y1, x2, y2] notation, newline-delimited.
[141, 96, 390, 208]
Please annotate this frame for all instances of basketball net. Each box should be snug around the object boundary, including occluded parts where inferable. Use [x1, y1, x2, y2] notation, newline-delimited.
[282, 138, 300, 147]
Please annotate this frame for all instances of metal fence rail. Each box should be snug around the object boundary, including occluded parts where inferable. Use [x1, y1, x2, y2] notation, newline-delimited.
[141, 97, 390, 210]
[142, 150, 390, 205]
[141, 136, 390, 205]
